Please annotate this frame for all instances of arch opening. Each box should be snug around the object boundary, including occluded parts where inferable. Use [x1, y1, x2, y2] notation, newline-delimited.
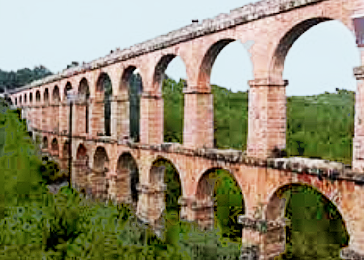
[96, 73, 112, 136]
[92, 146, 109, 200]
[75, 144, 89, 194]
[51, 138, 59, 156]
[142, 157, 182, 237]
[53, 86, 60, 103]
[266, 183, 349, 259]
[78, 78, 90, 134]
[24, 94, 27, 104]
[64, 82, 72, 101]
[273, 19, 361, 164]
[120, 66, 143, 142]
[116, 153, 139, 205]
[153, 55, 186, 144]
[35, 91, 41, 103]
[199, 39, 252, 150]
[19, 96, 22, 105]
[44, 88, 49, 105]
[196, 168, 244, 244]
[93, 146, 109, 173]
[42, 136, 48, 149]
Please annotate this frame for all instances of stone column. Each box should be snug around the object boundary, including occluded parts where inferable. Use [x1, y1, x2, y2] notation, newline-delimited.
[238, 215, 286, 260]
[114, 168, 132, 204]
[136, 182, 166, 223]
[59, 102, 68, 135]
[140, 92, 163, 145]
[183, 89, 214, 149]
[110, 97, 118, 140]
[179, 195, 215, 230]
[247, 78, 288, 158]
[89, 96, 104, 138]
[35, 106, 41, 130]
[353, 66, 364, 171]
[52, 104, 60, 133]
[137, 166, 166, 226]
[41, 105, 47, 132]
[115, 94, 130, 141]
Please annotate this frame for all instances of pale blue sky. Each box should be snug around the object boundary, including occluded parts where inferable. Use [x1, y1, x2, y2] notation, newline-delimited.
[0, 0, 361, 96]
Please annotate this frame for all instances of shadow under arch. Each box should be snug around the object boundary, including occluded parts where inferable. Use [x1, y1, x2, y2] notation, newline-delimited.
[144, 156, 183, 225]
[120, 66, 143, 142]
[95, 73, 112, 136]
[90, 146, 110, 200]
[195, 167, 245, 242]
[44, 88, 49, 105]
[78, 78, 90, 134]
[74, 143, 89, 194]
[52, 86, 60, 103]
[42, 136, 48, 149]
[266, 182, 349, 259]
[51, 138, 59, 157]
[116, 152, 139, 206]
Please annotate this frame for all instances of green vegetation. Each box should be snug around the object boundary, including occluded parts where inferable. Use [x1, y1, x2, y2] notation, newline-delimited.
[0, 66, 53, 91]
[162, 78, 355, 165]
[0, 72, 353, 259]
[278, 184, 349, 260]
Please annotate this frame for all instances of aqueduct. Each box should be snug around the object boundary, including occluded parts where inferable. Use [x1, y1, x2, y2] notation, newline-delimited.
[8, 0, 364, 258]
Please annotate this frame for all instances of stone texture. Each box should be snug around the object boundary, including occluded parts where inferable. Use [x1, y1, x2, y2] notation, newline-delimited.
[8, 0, 364, 257]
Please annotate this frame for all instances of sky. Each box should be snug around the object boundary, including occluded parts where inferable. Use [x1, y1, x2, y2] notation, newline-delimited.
[0, 0, 361, 96]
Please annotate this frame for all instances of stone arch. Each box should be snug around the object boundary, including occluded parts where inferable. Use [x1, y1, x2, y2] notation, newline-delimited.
[138, 156, 183, 223]
[115, 152, 139, 205]
[120, 66, 143, 142]
[78, 78, 90, 134]
[270, 17, 358, 79]
[44, 88, 49, 105]
[91, 146, 110, 199]
[42, 136, 48, 149]
[64, 82, 72, 101]
[51, 138, 59, 156]
[24, 93, 27, 104]
[19, 95, 22, 105]
[52, 86, 60, 103]
[265, 182, 350, 259]
[35, 90, 41, 104]
[152, 54, 187, 144]
[74, 144, 89, 193]
[14, 97, 17, 106]
[152, 54, 188, 93]
[194, 167, 245, 235]
[29, 92, 33, 104]
[197, 38, 237, 91]
[96, 72, 112, 136]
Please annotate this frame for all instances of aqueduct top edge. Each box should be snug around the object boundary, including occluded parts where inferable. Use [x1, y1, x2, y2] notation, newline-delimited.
[8, 0, 328, 94]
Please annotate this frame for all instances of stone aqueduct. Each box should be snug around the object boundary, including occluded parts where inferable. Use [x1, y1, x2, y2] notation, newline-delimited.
[7, 0, 364, 258]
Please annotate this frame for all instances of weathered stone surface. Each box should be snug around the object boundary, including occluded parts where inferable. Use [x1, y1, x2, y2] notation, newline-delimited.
[9, 0, 364, 257]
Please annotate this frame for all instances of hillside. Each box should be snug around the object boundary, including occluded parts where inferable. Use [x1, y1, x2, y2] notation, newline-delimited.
[162, 77, 355, 165]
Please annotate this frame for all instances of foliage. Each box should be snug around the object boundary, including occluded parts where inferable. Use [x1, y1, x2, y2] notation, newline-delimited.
[0, 66, 53, 91]
[277, 184, 349, 260]
[162, 77, 355, 165]
[162, 77, 185, 144]
[286, 91, 355, 165]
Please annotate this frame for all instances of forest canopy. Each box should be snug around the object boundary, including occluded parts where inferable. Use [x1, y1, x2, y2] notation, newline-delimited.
[0, 66, 53, 91]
